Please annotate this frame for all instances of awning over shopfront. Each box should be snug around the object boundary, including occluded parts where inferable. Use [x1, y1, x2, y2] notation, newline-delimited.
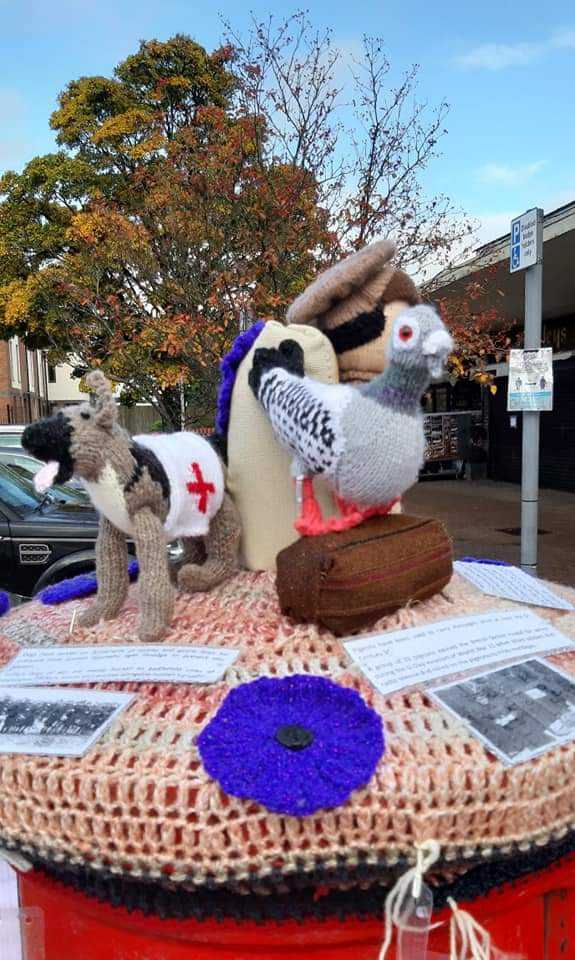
[426, 201, 575, 493]
[429, 202, 575, 343]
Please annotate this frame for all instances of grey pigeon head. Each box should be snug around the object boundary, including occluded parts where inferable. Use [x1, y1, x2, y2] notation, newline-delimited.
[386, 304, 453, 381]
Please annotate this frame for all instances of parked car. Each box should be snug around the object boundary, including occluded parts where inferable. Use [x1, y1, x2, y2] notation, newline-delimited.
[0, 426, 25, 447]
[0, 446, 87, 493]
[0, 463, 183, 598]
[0, 462, 101, 597]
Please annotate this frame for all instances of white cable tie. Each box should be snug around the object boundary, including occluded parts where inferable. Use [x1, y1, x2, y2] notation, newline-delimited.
[379, 839, 442, 959]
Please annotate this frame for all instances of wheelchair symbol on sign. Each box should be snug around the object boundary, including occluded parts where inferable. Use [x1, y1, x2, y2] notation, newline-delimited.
[511, 245, 521, 269]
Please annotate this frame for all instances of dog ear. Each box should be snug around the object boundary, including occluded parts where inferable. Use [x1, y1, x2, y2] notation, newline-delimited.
[85, 371, 117, 431]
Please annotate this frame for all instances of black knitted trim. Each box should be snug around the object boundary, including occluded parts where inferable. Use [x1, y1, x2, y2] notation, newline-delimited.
[19, 831, 575, 924]
[324, 309, 386, 354]
[127, 442, 171, 502]
[249, 340, 305, 396]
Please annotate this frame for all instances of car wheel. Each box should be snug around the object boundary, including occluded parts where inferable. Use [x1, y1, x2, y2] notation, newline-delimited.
[32, 563, 96, 596]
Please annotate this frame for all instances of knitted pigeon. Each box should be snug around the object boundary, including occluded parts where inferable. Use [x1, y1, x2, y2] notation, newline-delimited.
[248, 304, 453, 535]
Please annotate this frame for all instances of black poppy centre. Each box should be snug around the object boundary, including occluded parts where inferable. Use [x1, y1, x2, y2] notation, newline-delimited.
[275, 723, 315, 751]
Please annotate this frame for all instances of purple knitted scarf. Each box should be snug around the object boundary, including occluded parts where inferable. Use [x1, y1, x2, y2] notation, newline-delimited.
[215, 321, 265, 436]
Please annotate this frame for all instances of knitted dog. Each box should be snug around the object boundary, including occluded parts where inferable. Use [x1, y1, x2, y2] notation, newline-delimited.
[22, 372, 241, 641]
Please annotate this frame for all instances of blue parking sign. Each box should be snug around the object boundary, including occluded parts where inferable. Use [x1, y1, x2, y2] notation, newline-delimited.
[510, 209, 541, 272]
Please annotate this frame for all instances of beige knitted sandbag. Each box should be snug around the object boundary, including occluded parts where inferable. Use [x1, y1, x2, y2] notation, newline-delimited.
[226, 321, 339, 571]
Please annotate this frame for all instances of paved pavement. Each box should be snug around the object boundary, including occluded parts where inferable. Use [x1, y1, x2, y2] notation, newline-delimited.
[403, 479, 575, 587]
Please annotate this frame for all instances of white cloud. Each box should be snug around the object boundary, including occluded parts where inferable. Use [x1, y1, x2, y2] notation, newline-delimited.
[455, 27, 575, 70]
[551, 27, 575, 49]
[545, 185, 575, 209]
[471, 182, 575, 249]
[476, 160, 546, 185]
[455, 42, 542, 70]
[474, 211, 516, 246]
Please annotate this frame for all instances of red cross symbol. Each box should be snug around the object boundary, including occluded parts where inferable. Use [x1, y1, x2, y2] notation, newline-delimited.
[186, 462, 215, 514]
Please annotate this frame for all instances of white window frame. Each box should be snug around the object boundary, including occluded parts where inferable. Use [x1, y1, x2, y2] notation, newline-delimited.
[9, 337, 21, 389]
[26, 350, 36, 394]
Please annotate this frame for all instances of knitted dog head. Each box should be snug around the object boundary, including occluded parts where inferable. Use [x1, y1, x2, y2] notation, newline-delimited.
[22, 371, 127, 489]
[286, 240, 421, 384]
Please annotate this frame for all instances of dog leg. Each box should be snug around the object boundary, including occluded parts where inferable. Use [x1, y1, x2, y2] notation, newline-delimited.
[78, 517, 129, 629]
[178, 494, 240, 593]
[132, 507, 175, 642]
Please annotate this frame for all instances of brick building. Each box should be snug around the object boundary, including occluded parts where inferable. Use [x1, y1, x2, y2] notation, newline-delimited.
[0, 336, 50, 425]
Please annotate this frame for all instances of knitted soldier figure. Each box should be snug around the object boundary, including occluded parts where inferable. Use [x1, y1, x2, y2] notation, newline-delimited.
[286, 239, 421, 385]
[216, 240, 423, 568]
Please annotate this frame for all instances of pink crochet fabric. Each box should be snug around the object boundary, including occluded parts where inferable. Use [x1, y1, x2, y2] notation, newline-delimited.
[1, 572, 575, 892]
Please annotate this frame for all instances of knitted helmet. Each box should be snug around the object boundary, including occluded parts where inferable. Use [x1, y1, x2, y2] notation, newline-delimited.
[286, 240, 421, 383]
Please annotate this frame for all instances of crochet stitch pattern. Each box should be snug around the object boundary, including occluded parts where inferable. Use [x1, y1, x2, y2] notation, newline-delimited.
[197, 674, 384, 815]
[1, 572, 575, 902]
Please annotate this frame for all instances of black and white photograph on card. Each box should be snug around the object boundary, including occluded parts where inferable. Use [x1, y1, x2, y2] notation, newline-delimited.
[430, 658, 575, 766]
[0, 686, 134, 757]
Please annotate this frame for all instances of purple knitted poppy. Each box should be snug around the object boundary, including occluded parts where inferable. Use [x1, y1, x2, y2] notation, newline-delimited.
[197, 674, 384, 816]
[39, 559, 139, 605]
[215, 321, 265, 436]
[0, 592, 9, 617]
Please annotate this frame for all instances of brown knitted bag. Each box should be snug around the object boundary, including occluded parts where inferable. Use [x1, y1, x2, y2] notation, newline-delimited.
[276, 514, 453, 634]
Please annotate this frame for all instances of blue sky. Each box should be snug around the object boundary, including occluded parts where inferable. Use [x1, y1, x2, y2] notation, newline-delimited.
[1, 0, 574, 250]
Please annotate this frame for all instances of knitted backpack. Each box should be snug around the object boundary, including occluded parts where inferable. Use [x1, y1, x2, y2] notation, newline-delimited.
[216, 320, 339, 571]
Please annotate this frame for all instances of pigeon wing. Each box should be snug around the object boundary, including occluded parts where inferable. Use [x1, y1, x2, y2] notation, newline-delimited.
[255, 367, 350, 476]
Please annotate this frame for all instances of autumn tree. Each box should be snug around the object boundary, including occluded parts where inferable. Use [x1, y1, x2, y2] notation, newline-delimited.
[226, 14, 473, 278]
[0, 35, 335, 426]
[430, 264, 514, 392]
[0, 18, 476, 427]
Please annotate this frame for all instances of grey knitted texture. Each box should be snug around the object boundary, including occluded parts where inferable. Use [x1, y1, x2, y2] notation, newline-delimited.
[250, 305, 453, 509]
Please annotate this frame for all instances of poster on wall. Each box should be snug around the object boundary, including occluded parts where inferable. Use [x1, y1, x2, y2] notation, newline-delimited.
[507, 348, 553, 412]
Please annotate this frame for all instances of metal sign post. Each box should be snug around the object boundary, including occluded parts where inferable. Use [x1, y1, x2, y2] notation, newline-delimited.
[509, 208, 544, 574]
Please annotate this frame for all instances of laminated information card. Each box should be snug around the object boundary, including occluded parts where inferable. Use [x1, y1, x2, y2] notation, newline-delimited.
[344, 609, 571, 698]
[431, 658, 575, 766]
[455, 561, 574, 611]
[0, 644, 239, 687]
